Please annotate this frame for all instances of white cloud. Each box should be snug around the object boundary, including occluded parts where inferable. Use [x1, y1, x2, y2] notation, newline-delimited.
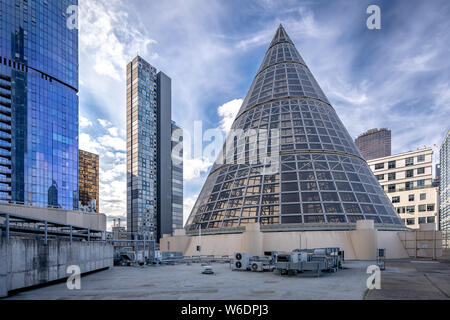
[79, 0, 154, 81]
[108, 127, 119, 137]
[183, 158, 213, 181]
[217, 99, 243, 133]
[98, 118, 113, 128]
[183, 195, 198, 225]
[79, 133, 102, 154]
[79, 116, 92, 127]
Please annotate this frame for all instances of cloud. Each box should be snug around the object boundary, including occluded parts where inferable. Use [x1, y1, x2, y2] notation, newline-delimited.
[183, 158, 213, 181]
[79, 0, 154, 81]
[79, 119, 127, 223]
[79, 116, 92, 127]
[183, 195, 198, 226]
[98, 119, 113, 128]
[217, 99, 243, 133]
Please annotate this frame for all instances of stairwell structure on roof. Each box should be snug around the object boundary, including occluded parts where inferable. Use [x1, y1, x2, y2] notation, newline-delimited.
[185, 25, 406, 234]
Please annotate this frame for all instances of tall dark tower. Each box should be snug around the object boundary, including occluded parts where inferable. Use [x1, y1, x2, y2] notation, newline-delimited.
[185, 25, 405, 233]
[355, 128, 392, 161]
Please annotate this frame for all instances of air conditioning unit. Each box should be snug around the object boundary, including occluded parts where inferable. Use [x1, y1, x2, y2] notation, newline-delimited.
[232, 252, 249, 271]
[250, 261, 264, 272]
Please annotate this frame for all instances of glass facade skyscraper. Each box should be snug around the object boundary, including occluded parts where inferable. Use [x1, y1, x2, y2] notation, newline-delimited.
[78, 149, 99, 213]
[126, 56, 176, 241]
[185, 25, 405, 233]
[0, 0, 79, 209]
[440, 130, 450, 231]
[171, 121, 183, 230]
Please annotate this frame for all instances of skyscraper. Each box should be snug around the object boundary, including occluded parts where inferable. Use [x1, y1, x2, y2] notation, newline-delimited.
[126, 56, 174, 241]
[355, 128, 391, 161]
[78, 150, 99, 213]
[171, 121, 184, 230]
[440, 130, 450, 232]
[0, 0, 79, 209]
[185, 25, 404, 233]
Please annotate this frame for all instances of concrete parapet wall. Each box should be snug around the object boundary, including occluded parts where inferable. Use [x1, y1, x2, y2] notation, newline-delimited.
[0, 236, 113, 297]
[161, 223, 410, 260]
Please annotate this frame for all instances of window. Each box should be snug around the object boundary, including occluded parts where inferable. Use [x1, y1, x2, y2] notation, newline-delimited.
[388, 161, 396, 169]
[405, 157, 414, 166]
[418, 205, 426, 212]
[406, 206, 415, 214]
[427, 216, 435, 223]
[388, 173, 396, 181]
[427, 204, 435, 211]
[405, 182, 414, 190]
[417, 155, 425, 162]
[388, 184, 396, 193]
[392, 196, 400, 203]
[420, 193, 426, 200]
[408, 194, 414, 202]
[406, 170, 414, 178]
[375, 163, 384, 170]
[375, 174, 384, 181]
[406, 218, 415, 225]
[417, 180, 425, 187]
[418, 217, 426, 224]
[417, 167, 425, 175]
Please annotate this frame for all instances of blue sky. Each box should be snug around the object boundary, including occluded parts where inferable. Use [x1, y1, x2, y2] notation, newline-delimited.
[76, 0, 450, 229]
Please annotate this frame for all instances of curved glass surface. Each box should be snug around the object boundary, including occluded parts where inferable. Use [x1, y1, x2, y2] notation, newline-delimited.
[186, 25, 405, 232]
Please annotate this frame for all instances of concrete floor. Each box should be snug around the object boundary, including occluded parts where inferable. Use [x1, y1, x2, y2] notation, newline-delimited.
[6, 259, 450, 300]
[6, 261, 372, 300]
[365, 259, 450, 300]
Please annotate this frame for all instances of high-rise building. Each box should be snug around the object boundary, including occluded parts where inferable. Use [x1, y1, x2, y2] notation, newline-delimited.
[126, 56, 174, 241]
[78, 150, 99, 212]
[185, 25, 404, 233]
[440, 130, 450, 231]
[171, 121, 183, 230]
[355, 128, 391, 161]
[367, 148, 439, 229]
[0, 0, 79, 209]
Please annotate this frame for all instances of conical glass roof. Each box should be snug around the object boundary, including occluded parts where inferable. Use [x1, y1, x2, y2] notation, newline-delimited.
[185, 25, 405, 233]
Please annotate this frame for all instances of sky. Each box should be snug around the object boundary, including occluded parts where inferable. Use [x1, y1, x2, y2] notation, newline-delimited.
[76, 0, 450, 230]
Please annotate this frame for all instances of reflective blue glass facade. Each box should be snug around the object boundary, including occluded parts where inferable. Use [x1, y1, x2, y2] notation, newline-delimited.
[0, 0, 79, 209]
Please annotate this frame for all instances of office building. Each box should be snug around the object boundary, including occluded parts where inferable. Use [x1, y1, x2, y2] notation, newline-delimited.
[440, 130, 450, 231]
[368, 148, 439, 229]
[171, 121, 184, 230]
[355, 128, 391, 161]
[184, 25, 404, 233]
[126, 56, 175, 242]
[0, 0, 79, 209]
[78, 150, 99, 212]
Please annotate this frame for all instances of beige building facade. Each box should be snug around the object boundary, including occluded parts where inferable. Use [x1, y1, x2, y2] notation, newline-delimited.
[367, 148, 438, 230]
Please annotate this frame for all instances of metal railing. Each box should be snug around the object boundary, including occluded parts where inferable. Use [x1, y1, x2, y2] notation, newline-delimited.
[0, 212, 104, 245]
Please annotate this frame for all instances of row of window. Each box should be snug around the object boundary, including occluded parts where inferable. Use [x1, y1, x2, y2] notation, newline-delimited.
[187, 213, 403, 231]
[396, 204, 436, 214]
[386, 180, 428, 192]
[392, 193, 428, 203]
[374, 155, 426, 170]
[376, 167, 426, 181]
[404, 216, 435, 225]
